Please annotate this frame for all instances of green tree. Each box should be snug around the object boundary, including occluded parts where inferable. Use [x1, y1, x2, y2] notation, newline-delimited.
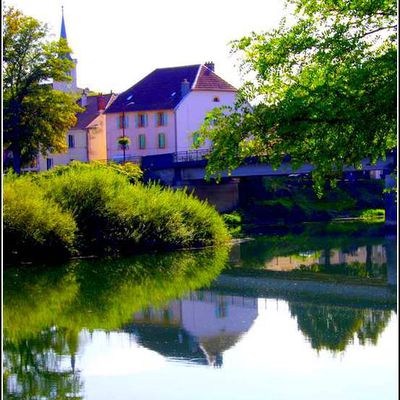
[3, 7, 82, 173]
[197, 0, 397, 194]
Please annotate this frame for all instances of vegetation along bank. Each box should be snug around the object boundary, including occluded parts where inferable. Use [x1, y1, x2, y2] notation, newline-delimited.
[3, 162, 230, 264]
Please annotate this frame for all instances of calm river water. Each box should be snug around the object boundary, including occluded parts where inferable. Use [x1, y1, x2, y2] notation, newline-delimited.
[3, 223, 398, 399]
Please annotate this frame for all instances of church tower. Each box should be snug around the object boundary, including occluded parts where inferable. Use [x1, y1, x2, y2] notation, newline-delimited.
[53, 6, 78, 93]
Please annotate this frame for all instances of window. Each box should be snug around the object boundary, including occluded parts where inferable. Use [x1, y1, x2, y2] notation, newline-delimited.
[156, 112, 167, 126]
[68, 134, 75, 148]
[139, 134, 146, 149]
[158, 133, 166, 149]
[46, 158, 53, 170]
[117, 114, 129, 129]
[213, 96, 220, 102]
[137, 113, 148, 128]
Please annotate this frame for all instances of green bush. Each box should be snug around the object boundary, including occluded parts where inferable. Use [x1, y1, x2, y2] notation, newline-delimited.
[29, 162, 230, 256]
[3, 174, 77, 262]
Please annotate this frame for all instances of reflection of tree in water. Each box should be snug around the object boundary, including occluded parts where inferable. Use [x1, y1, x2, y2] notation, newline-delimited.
[3, 247, 229, 398]
[3, 327, 83, 399]
[289, 302, 392, 353]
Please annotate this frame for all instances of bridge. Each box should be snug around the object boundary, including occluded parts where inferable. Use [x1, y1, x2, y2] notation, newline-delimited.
[136, 149, 397, 226]
[139, 149, 395, 182]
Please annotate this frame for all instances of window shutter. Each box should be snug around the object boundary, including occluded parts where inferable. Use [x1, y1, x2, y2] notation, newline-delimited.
[145, 114, 148, 127]
[154, 113, 158, 127]
[117, 116, 120, 128]
[135, 115, 139, 128]
[125, 115, 129, 128]
[159, 133, 165, 148]
[164, 113, 168, 125]
[139, 134, 146, 149]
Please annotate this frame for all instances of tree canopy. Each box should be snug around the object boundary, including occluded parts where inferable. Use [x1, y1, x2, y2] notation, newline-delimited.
[3, 7, 82, 173]
[196, 0, 397, 194]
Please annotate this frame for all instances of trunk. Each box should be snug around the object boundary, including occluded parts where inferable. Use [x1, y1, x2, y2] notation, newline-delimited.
[11, 143, 22, 175]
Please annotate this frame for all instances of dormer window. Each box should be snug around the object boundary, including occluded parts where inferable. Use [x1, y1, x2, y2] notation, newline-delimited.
[213, 96, 220, 102]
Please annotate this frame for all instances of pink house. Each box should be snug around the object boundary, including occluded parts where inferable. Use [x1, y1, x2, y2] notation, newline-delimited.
[105, 63, 237, 162]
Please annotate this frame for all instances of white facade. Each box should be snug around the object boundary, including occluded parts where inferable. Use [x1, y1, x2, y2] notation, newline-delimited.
[37, 129, 88, 171]
[175, 90, 236, 153]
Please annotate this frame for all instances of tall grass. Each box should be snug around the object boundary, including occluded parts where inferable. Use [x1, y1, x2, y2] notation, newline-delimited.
[4, 162, 230, 261]
[3, 174, 77, 262]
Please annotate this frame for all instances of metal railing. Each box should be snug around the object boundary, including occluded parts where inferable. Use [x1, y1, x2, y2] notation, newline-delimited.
[109, 155, 142, 165]
[173, 149, 210, 163]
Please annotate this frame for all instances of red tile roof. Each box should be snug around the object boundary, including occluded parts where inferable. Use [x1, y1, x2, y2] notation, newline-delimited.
[193, 65, 236, 92]
[73, 93, 116, 129]
[106, 64, 237, 114]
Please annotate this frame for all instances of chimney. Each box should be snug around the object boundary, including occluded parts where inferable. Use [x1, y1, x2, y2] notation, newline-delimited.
[97, 94, 106, 111]
[181, 78, 190, 97]
[81, 88, 89, 107]
[205, 61, 215, 72]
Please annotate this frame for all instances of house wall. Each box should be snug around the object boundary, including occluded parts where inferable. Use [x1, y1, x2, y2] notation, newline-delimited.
[106, 110, 176, 161]
[87, 114, 107, 161]
[175, 90, 236, 153]
[37, 128, 88, 171]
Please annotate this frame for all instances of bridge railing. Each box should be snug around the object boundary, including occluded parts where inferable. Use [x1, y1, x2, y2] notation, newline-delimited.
[109, 155, 142, 165]
[173, 149, 210, 163]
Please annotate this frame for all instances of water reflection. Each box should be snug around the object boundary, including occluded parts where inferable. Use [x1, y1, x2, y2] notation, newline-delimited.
[229, 228, 396, 284]
[289, 302, 392, 352]
[2, 226, 397, 399]
[3, 247, 229, 399]
[126, 291, 258, 367]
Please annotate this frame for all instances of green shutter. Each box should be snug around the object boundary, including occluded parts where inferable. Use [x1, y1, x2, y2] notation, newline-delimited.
[139, 134, 146, 149]
[159, 133, 165, 148]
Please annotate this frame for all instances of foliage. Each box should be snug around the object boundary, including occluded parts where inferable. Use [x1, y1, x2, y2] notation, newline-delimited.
[117, 136, 131, 147]
[3, 7, 82, 173]
[222, 211, 243, 237]
[4, 162, 229, 261]
[357, 208, 385, 221]
[3, 173, 77, 262]
[196, 0, 397, 195]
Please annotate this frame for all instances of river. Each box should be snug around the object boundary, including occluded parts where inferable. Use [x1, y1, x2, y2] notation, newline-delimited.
[3, 222, 397, 399]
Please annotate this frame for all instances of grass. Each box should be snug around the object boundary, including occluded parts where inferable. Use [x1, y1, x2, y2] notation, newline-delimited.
[4, 162, 230, 262]
[3, 174, 77, 262]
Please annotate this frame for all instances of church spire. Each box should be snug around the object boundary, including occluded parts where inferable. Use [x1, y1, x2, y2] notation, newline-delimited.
[60, 6, 67, 40]
[60, 6, 72, 60]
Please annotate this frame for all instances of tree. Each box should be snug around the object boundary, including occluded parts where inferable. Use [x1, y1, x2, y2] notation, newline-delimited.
[197, 0, 397, 194]
[3, 7, 82, 173]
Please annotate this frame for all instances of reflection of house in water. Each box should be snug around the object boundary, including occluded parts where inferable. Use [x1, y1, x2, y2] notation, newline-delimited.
[257, 245, 386, 272]
[124, 291, 258, 367]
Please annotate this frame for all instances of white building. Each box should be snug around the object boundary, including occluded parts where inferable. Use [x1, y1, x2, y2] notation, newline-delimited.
[104, 63, 237, 162]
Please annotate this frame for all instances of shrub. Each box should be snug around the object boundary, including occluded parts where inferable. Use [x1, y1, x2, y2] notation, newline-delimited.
[3, 174, 77, 262]
[33, 162, 230, 255]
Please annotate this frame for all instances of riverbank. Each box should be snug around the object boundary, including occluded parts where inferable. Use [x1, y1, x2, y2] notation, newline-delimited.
[212, 274, 397, 307]
[3, 162, 230, 263]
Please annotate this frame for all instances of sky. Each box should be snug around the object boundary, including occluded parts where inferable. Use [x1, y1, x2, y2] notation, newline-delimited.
[6, 0, 286, 94]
